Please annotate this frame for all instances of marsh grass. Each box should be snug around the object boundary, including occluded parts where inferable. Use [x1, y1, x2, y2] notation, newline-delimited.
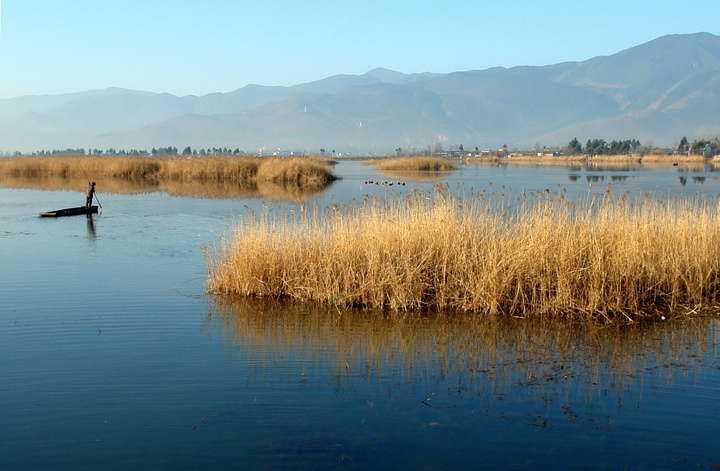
[368, 156, 458, 172]
[0, 155, 337, 196]
[206, 186, 720, 320]
[0, 174, 329, 202]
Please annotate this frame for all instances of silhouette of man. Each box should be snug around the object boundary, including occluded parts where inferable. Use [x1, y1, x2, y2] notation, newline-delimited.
[85, 182, 96, 209]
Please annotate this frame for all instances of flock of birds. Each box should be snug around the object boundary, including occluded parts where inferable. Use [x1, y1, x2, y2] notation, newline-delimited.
[363, 180, 406, 186]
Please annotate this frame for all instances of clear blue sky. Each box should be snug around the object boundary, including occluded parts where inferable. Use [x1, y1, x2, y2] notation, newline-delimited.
[0, 0, 718, 99]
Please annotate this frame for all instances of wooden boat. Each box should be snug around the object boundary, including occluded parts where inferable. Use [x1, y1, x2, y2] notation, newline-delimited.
[39, 206, 99, 217]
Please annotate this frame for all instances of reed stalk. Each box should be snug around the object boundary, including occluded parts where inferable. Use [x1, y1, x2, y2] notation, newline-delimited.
[206, 186, 720, 320]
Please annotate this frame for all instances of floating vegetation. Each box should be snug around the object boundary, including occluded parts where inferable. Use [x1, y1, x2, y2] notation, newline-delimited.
[206, 185, 720, 321]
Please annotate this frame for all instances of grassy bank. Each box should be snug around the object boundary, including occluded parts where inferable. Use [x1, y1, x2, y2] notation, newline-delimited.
[0, 155, 338, 192]
[206, 187, 720, 320]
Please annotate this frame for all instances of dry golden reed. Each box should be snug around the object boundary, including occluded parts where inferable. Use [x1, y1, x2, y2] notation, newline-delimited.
[206, 186, 720, 320]
[0, 155, 337, 193]
[0, 173, 329, 202]
[370, 156, 458, 171]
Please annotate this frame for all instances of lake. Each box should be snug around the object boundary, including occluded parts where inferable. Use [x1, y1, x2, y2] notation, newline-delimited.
[1, 159, 719, 470]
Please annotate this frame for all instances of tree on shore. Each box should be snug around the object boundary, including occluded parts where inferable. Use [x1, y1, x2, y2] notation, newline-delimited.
[152, 146, 178, 156]
[678, 136, 689, 154]
[583, 138, 640, 155]
[566, 138, 582, 155]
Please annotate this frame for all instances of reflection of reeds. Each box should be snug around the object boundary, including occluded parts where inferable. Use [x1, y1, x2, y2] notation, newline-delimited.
[377, 169, 447, 182]
[206, 186, 720, 320]
[0, 174, 329, 202]
[207, 295, 716, 397]
[369, 157, 458, 172]
[0, 155, 337, 201]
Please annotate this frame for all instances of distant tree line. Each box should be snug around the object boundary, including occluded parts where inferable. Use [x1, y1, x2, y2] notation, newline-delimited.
[19, 148, 150, 157]
[8, 146, 250, 158]
[563, 136, 719, 157]
[185, 147, 246, 156]
[7, 136, 720, 159]
[565, 138, 642, 155]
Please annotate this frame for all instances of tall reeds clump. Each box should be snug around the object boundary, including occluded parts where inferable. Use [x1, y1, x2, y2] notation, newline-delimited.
[206, 187, 720, 320]
[158, 156, 261, 183]
[0, 155, 337, 192]
[372, 157, 458, 171]
[255, 157, 337, 190]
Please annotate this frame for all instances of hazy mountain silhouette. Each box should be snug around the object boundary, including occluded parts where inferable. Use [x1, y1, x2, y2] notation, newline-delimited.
[1, 33, 719, 154]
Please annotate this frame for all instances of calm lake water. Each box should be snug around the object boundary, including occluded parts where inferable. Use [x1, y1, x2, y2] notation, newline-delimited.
[1, 160, 720, 470]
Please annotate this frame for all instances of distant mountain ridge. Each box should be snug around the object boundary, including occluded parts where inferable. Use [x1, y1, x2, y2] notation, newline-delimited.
[2, 33, 720, 154]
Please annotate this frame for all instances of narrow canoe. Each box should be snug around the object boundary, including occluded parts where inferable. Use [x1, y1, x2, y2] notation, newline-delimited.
[39, 206, 99, 217]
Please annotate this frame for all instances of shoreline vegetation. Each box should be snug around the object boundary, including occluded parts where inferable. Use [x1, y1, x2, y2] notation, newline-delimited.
[364, 156, 459, 171]
[466, 153, 714, 165]
[206, 186, 720, 322]
[0, 155, 339, 200]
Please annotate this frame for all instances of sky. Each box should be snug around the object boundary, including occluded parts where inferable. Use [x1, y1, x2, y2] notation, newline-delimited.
[0, 0, 718, 99]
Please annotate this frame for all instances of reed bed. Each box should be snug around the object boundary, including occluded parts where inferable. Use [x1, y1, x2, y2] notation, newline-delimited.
[636, 153, 707, 163]
[0, 155, 337, 192]
[206, 186, 720, 320]
[369, 156, 458, 171]
[0, 174, 328, 202]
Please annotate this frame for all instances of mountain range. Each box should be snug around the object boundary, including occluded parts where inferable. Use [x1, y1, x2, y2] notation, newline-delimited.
[2, 32, 720, 154]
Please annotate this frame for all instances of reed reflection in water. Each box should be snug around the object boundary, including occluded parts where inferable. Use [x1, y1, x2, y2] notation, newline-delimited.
[0, 174, 332, 203]
[205, 296, 720, 468]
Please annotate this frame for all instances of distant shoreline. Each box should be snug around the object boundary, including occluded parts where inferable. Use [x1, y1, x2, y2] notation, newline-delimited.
[465, 153, 713, 165]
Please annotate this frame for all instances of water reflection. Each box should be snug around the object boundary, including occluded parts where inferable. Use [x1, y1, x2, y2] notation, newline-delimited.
[377, 169, 448, 182]
[675, 163, 720, 173]
[86, 216, 96, 240]
[0, 174, 332, 203]
[467, 159, 720, 174]
[207, 296, 718, 431]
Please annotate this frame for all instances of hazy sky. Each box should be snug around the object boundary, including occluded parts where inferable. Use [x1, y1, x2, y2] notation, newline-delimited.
[0, 0, 718, 99]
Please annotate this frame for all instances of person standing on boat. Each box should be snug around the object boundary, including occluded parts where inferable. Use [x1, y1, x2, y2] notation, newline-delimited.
[85, 182, 96, 209]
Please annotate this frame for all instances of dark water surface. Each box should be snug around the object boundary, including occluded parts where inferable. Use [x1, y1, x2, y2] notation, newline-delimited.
[1, 160, 720, 470]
